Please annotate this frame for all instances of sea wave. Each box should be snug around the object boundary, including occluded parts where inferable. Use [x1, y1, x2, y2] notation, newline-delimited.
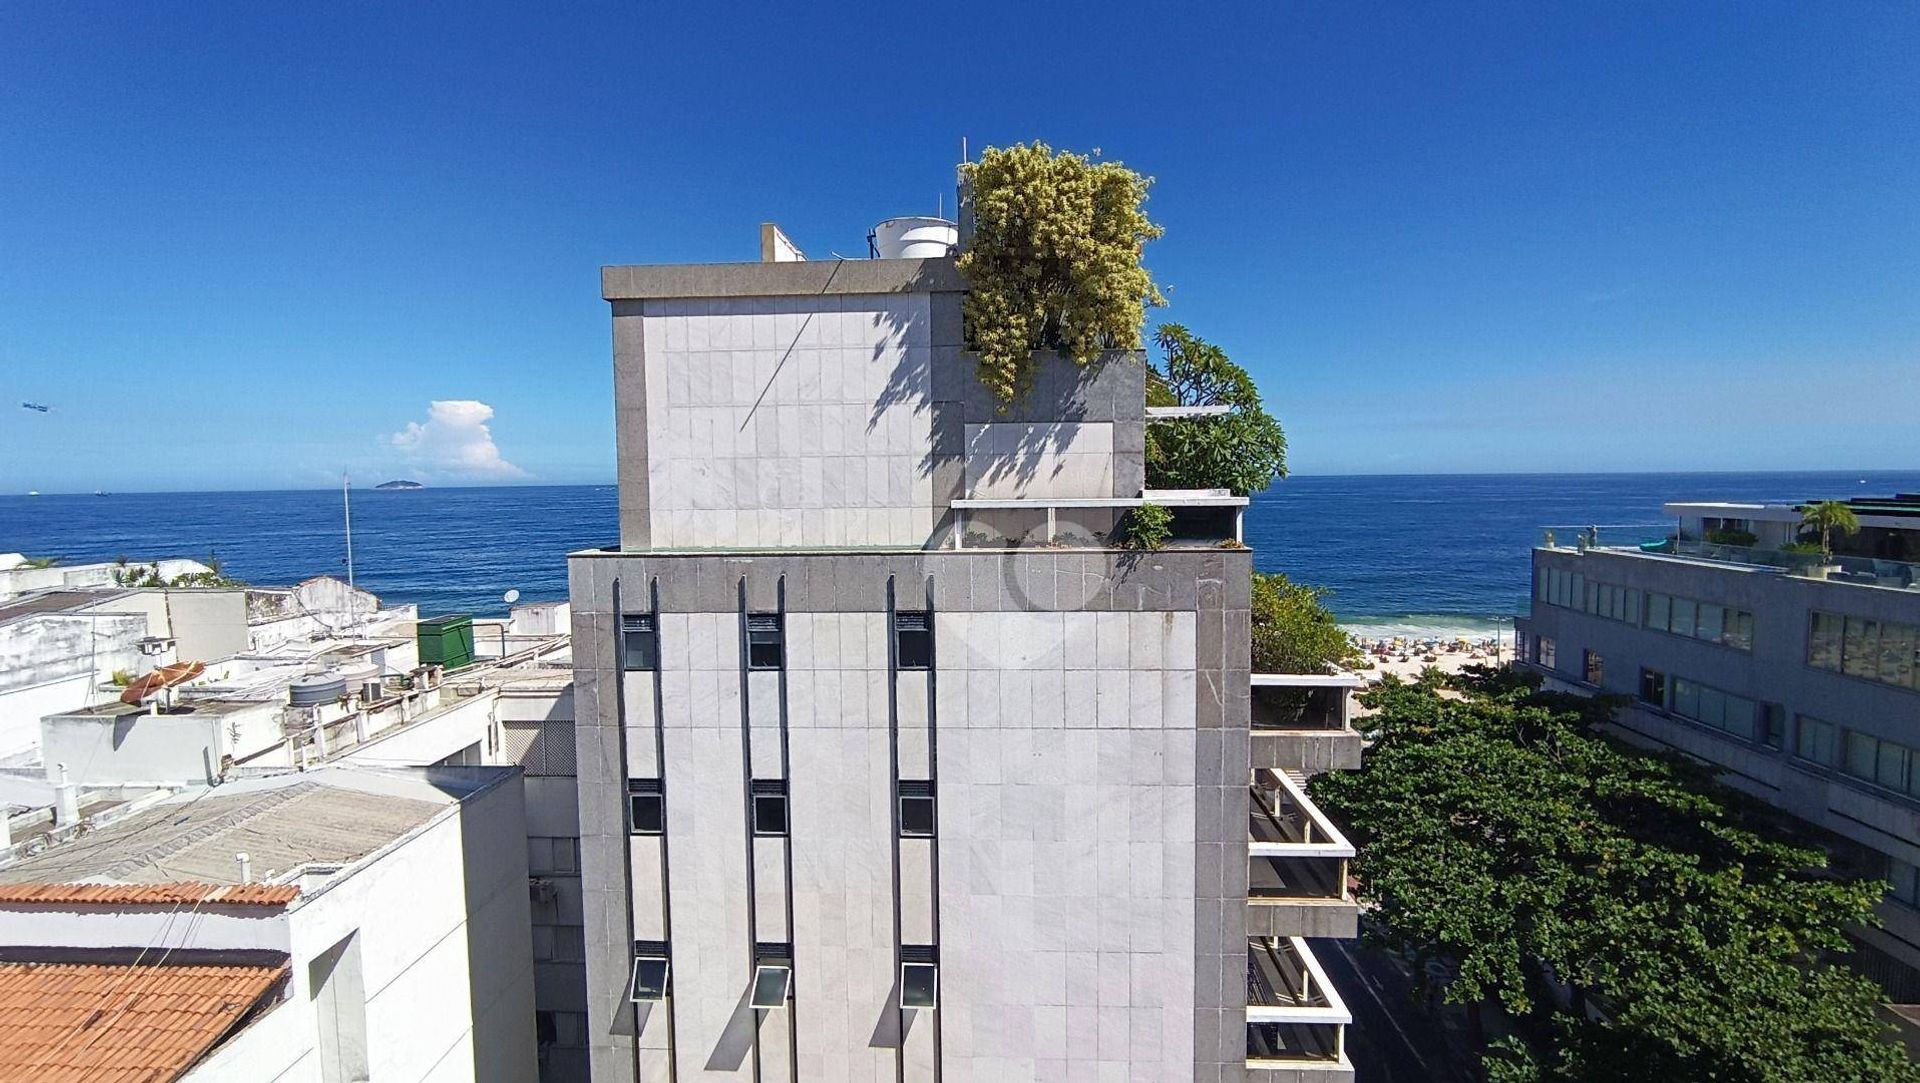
[1338, 614, 1515, 641]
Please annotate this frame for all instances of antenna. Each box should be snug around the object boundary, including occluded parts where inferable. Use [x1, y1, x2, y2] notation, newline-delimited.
[342, 473, 355, 593]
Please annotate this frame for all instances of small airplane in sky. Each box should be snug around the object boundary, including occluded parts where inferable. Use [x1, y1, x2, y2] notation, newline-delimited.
[20, 402, 50, 413]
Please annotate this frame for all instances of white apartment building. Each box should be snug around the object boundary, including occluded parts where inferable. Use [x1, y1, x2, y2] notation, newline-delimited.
[569, 227, 1362, 1081]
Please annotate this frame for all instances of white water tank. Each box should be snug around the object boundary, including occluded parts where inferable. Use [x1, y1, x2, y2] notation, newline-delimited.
[289, 673, 347, 707]
[870, 217, 958, 259]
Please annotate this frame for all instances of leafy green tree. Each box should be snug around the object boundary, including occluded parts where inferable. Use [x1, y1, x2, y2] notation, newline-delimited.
[1311, 670, 1917, 1083]
[957, 142, 1164, 404]
[1144, 324, 1289, 495]
[1250, 572, 1357, 673]
[1798, 500, 1861, 559]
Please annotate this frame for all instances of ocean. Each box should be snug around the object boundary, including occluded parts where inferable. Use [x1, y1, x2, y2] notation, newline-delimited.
[5, 471, 1918, 630]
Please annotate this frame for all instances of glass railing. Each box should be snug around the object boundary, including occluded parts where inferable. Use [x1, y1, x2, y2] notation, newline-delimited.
[1541, 529, 1920, 588]
[1664, 541, 1920, 587]
[1538, 524, 1674, 551]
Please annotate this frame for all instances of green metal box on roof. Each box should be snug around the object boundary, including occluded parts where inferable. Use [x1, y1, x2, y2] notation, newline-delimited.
[417, 614, 475, 671]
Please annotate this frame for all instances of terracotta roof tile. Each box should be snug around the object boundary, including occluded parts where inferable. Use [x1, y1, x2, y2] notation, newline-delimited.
[0, 961, 285, 1081]
[0, 882, 298, 907]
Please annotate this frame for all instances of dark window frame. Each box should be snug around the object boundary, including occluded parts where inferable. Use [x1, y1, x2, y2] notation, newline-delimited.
[747, 613, 784, 671]
[622, 613, 659, 671]
[751, 779, 789, 836]
[898, 780, 936, 838]
[628, 779, 664, 835]
[894, 611, 933, 671]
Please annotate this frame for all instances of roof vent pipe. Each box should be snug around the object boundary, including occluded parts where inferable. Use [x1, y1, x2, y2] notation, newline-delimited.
[237, 852, 252, 884]
[52, 764, 79, 827]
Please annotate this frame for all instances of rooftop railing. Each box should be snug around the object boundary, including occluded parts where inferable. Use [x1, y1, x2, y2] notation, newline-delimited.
[1543, 531, 1920, 590]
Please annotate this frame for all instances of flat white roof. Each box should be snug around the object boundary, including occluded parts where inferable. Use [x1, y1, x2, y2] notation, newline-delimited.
[1251, 672, 1367, 689]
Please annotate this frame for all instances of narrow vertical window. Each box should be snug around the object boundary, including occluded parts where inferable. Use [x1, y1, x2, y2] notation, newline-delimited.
[898, 780, 936, 837]
[622, 613, 658, 671]
[894, 611, 933, 670]
[630, 941, 671, 1001]
[751, 943, 794, 1010]
[1583, 650, 1604, 686]
[628, 779, 664, 835]
[751, 779, 789, 836]
[747, 613, 784, 670]
[901, 946, 939, 1010]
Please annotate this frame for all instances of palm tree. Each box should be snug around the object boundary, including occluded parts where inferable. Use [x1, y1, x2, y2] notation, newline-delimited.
[1799, 500, 1860, 560]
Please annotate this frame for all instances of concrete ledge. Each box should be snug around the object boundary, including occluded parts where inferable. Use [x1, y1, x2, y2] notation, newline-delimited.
[1252, 730, 1363, 775]
[1248, 1063, 1355, 1083]
[601, 257, 966, 301]
[1247, 899, 1359, 940]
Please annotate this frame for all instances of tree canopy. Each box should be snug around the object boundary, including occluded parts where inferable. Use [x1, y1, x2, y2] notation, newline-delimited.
[1144, 323, 1288, 495]
[1310, 669, 1916, 1083]
[957, 142, 1164, 404]
[1250, 571, 1357, 674]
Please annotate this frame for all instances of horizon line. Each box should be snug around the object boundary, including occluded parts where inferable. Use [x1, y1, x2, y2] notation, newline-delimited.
[6, 466, 1919, 499]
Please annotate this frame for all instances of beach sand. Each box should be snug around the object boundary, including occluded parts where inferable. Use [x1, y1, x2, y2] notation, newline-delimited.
[1344, 629, 1512, 715]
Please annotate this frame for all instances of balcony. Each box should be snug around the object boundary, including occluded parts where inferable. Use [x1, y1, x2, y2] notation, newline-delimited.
[947, 489, 1247, 550]
[1246, 936, 1352, 1078]
[1251, 672, 1365, 775]
[1249, 768, 1358, 939]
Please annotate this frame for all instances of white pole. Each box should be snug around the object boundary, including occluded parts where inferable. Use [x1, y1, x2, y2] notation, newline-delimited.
[343, 473, 355, 593]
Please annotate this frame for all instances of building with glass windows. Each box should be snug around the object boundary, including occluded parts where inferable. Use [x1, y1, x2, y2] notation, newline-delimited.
[564, 227, 1364, 1081]
[1515, 496, 1920, 1008]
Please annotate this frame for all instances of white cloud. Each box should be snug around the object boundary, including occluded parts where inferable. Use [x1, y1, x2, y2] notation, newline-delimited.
[387, 400, 528, 480]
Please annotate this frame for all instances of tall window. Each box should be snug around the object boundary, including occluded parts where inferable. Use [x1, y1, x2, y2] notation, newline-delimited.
[628, 779, 664, 835]
[894, 611, 933, 670]
[751, 780, 789, 836]
[1795, 715, 1837, 767]
[747, 614, 784, 670]
[630, 941, 671, 1002]
[1538, 637, 1557, 670]
[1583, 650, 1605, 686]
[622, 613, 658, 671]
[898, 780, 935, 837]
[1638, 668, 1667, 707]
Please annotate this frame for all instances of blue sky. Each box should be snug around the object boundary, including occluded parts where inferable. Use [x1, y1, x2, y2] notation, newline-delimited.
[2, 2, 1915, 492]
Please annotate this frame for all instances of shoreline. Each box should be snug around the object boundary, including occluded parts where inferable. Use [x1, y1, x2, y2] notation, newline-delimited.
[1341, 618, 1514, 686]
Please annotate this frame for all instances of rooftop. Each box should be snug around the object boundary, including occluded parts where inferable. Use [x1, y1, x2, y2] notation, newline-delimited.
[0, 961, 284, 1082]
[0, 589, 135, 627]
[0, 769, 475, 892]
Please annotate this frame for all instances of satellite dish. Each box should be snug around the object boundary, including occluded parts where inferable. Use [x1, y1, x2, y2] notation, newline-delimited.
[503, 589, 521, 604]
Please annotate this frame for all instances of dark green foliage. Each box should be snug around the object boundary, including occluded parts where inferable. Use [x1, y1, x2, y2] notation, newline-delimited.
[1311, 669, 1917, 1083]
[1144, 324, 1288, 495]
[1703, 528, 1757, 547]
[1250, 572, 1357, 674]
[1123, 502, 1173, 550]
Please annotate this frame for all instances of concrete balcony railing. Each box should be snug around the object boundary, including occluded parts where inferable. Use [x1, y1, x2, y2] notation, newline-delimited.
[1249, 768, 1358, 940]
[947, 490, 1248, 550]
[1246, 936, 1352, 1079]
[1251, 672, 1366, 775]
